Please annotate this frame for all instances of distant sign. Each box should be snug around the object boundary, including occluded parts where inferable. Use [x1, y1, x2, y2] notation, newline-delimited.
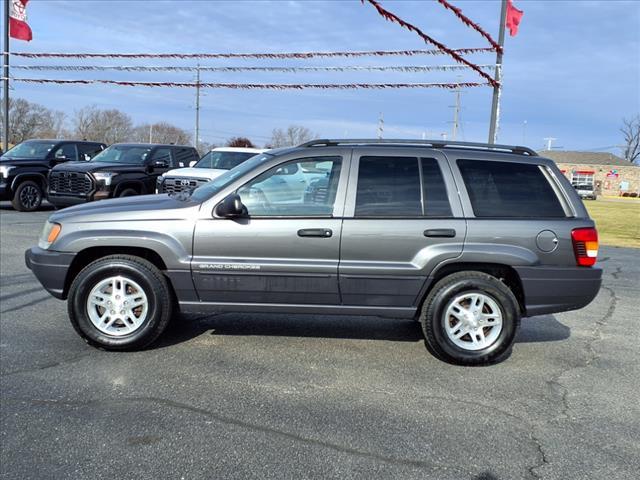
[606, 169, 619, 178]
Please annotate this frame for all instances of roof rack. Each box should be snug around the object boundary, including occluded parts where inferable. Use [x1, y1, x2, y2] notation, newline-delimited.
[297, 139, 538, 156]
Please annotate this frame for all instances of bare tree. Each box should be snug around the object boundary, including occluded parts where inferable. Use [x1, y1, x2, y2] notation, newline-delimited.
[132, 122, 192, 145]
[197, 140, 217, 156]
[73, 105, 133, 144]
[226, 137, 255, 148]
[1, 98, 67, 144]
[270, 125, 318, 148]
[621, 115, 640, 164]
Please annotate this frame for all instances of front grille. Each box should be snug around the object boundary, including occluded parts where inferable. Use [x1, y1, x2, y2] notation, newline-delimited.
[160, 177, 209, 194]
[49, 171, 93, 195]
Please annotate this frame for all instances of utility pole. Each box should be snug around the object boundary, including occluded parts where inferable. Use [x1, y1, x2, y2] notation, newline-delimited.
[450, 86, 461, 141]
[376, 112, 384, 139]
[2, 0, 10, 151]
[543, 137, 557, 151]
[522, 120, 527, 144]
[194, 64, 201, 151]
[148, 124, 153, 143]
[488, 0, 507, 145]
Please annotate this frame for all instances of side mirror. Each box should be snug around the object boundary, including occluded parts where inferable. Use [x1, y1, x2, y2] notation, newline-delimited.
[215, 193, 247, 218]
[54, 155, 68, 162]
[153, 160, 169, 168]
[189, 160, 197, 167]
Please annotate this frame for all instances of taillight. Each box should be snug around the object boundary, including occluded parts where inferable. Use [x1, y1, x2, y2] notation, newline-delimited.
[571, 227, 598, 266]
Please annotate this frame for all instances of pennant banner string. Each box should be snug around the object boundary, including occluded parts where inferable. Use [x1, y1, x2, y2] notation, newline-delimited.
[10, 47, 494, 59]
[435, 0, 502, 53]
[8, 78, 491, 90]
[361, 0, 498, 87]
[12, 64, 495, 73]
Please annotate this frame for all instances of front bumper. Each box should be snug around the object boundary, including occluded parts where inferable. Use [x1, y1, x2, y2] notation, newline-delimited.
[515, 265, 602, 317]
[0, 182, 10, 200]
[47, 193, 91, 207]
[25, 247, 76, 299]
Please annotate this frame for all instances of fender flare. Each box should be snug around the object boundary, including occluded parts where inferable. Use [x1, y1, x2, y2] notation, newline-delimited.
[11, 172, 48, 192]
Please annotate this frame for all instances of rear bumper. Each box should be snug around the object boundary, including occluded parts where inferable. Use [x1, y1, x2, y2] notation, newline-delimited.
[25, 247, 76, 299]
[515, 266, 602, 317]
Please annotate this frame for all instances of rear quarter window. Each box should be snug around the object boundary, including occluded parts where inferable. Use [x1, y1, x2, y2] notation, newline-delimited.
[457, 159, 565, 218]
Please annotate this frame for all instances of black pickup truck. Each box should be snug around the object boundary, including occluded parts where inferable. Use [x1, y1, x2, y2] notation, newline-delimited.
[47, 143, 199, 208]
[0, 139, 106, 211]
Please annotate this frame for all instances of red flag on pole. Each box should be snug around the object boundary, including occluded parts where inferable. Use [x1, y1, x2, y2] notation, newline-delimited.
[505, 0, 523, 37]
[9, 0, 33, 41]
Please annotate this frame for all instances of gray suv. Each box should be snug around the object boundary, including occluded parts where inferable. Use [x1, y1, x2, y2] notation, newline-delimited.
[25, 140, 602, 365]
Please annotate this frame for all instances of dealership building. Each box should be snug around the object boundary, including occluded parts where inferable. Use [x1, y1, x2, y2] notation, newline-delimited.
[540, 151, 640, 197]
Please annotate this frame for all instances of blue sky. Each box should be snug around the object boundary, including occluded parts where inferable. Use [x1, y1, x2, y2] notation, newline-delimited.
[4, 0, 640, 151]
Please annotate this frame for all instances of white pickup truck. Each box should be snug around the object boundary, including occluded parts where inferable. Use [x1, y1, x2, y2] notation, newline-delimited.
[156, 147, 266, 194]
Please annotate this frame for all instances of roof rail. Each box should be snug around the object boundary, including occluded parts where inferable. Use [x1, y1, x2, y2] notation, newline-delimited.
[297, 139, 538, 156]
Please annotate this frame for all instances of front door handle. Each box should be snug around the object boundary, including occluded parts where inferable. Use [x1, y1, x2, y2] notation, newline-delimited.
[424, 228, 456, 238]
[298, 228, 333, 238]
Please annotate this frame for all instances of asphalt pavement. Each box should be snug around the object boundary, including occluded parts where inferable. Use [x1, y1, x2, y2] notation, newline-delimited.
[1, 203, 639, 480]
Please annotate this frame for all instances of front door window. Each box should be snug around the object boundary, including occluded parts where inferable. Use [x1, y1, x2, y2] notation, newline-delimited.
[237, 156, 342, 216]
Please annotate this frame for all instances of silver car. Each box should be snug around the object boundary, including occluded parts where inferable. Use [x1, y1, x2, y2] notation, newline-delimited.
[26, 139, 602, 365]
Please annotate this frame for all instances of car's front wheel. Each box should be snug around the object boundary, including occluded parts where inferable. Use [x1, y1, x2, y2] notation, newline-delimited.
[12, 180, 43, 211]
[419, 271, 520, 365]
[68, 255, 173, 350]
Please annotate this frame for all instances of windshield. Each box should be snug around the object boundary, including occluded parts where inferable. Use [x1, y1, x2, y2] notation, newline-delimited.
[189, 153, 272, 202]
[2, 141, 56, 159]
[195, 151, 258, 170]
[91, 145, 152, 165]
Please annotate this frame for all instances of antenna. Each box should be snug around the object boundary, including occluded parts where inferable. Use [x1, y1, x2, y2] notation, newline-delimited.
[377, 112, 384, 139]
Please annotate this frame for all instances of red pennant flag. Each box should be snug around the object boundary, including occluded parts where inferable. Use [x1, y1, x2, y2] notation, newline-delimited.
[505, 0, 523, 37]
[9, 0, 33, 42]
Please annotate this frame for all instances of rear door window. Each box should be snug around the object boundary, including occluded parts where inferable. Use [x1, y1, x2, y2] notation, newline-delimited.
[355, 156, 451, 217]
[77, 143, 104, 161]
[356, 157, 421, 216]
[421, 158, 452, 217]
[53, 143, 78, 162]
[174, 147, 197, 167]
[457, 159, 565, 217]
[151, 148, 174, 166]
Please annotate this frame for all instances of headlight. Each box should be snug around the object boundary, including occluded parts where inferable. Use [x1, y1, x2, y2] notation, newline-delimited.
[0, 165, 15, 178]
[39, 221, 62, 250]
[93, 172, 118, 186]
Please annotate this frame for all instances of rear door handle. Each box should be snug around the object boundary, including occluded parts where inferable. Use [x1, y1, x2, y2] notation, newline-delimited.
[424, 228, 456, 238]
[298, 228, 333, 238]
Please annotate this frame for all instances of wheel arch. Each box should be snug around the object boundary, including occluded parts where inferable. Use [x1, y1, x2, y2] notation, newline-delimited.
[63, 246, 168, 298]
[417, 262, 526, 315]
[114, 180, 145, 196]
[11, 172, 47, 193]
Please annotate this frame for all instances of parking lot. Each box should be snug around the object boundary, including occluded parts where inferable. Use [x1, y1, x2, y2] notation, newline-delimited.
[1, 203, 638, 480]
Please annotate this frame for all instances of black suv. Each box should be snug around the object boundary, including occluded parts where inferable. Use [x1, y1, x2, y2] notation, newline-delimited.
[47, 143, 199, 208]
[0, 139, 106, 211]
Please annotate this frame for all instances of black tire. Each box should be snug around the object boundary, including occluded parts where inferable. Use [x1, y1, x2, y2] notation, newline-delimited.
[419, 271, 520, 366]
[11, 180, 43, 211]
[68, 255, 173, 350]
[119, 188, 138, 197]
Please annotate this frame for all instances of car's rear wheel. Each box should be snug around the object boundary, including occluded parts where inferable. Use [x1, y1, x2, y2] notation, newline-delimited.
[68, 255, 172, 350]
[12, 180, 43, 211]
[419, 271, 520, 365]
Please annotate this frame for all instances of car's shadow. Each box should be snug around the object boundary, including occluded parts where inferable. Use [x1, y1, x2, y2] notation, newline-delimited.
[156, 312, 570, 348]
[0, 201, 55, 211]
